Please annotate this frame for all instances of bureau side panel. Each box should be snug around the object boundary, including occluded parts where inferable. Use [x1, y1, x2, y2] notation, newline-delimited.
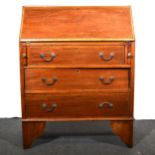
[19, 43, 27, 118]
[129, 41, 135, 116]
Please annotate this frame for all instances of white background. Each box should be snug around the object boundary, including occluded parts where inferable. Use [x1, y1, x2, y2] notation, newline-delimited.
[0, 0, 154, 119]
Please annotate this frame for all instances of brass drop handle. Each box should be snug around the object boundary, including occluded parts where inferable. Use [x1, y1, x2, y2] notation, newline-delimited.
[40, 53, 56, 62]
[41, 76, 58, 86]
[99, 52, 115, 61]
[41, 103, 57, 112]
[99, 76, 115, 84]
[99, 102, 113, 109]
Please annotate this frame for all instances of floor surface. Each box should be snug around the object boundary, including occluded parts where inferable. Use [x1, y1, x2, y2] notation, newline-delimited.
[0, 118, 155, 155]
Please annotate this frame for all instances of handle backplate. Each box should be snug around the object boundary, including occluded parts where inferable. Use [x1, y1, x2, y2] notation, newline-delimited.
[99, 102, 113, 109]
[99, 76, 115, 85]
[99, 52, 115, 61]
[40, 53, 56, 62]
[41, 76, 58, 86]
[41, 103, 57, 112]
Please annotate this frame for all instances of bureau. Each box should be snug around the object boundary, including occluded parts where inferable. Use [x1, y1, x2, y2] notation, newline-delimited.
[19, 6, 135, 148]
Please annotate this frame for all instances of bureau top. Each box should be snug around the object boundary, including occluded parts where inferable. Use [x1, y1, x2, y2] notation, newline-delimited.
[20, 6, 134, 42]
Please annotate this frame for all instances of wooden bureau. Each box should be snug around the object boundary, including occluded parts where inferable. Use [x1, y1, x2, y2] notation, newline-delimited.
[19, 6, 135, 148]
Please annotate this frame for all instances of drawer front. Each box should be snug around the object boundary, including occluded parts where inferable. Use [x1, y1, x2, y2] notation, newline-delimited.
[25, 69, 129, 92]
[28, 45, 125, 66]
[25, 92, 130, 118]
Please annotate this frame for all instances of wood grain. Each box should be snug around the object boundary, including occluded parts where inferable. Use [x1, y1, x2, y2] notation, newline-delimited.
[27, 44, 125, 66]
[22, 117, 134, 122]
[129, 42, 135, 116]
[25, 92, 130, 118]
[25, 69, 129, 92]
[19, 43, 27, 118]
[20, 6, 134, 41]
[20, 6, 135, 148]
[111, 120, 133, 147]
[22, 121, 45, 149]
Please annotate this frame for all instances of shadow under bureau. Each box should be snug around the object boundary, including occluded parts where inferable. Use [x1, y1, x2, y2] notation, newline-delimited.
[19, 6, 135, 149]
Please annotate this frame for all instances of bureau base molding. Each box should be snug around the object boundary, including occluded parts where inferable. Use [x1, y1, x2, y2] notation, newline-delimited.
[22, 120, 133, 148]
[22, 117, 134, 122]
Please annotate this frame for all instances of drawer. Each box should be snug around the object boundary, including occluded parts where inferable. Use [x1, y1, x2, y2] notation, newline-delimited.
[25, 69, 129, 92]
[25, 92, 130, 118]
[27, 44, 125, 66]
